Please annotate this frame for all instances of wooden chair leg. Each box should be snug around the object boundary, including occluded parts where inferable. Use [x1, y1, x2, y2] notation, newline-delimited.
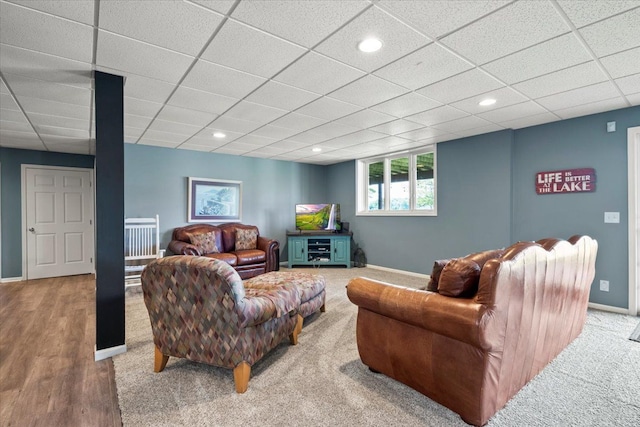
[320, 303, 326, 313]
[233, 362, 251, 393]
[154, 345, 169, 373]
[290, 314, 304, 345]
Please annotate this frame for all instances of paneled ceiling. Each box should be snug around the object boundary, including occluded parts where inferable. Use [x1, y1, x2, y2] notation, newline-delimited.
[1, 0, 638, 165]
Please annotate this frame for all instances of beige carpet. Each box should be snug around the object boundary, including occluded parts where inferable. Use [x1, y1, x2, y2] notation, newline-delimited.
[114, 267, 640, 426]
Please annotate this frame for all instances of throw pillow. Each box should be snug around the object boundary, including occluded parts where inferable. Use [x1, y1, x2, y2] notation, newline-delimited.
[438, 258, 481, 297]
[426, 259, 452, 292]
[235, 228, 258, 251]
[187, 231, 219, 255]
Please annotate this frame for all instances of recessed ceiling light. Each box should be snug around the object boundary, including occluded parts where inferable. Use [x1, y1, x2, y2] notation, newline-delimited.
[479, 98, 496, 106]
[312, 147, 322, 153]
[213, 132, 226, 138]
[358, 37, 382, 53]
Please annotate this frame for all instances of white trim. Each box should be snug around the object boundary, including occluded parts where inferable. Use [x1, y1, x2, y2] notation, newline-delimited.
[0, 277, 25, 283]
[365, 263, 430, 280]
[628, 126, 640, 316]
[588, 302, 631, 315]
[95, 344, 127, 361]
[21, 164, 96, 280]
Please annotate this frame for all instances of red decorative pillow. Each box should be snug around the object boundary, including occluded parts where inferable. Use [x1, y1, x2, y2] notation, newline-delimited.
[235, 228, 258, 251]
[437, 258, 481, 297]
[187, 231, 219, 255]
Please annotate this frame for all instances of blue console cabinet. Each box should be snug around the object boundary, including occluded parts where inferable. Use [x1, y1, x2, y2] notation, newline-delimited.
[287, 232, 351, 268]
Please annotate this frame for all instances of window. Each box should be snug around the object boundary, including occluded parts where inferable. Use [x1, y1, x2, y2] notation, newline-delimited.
[357, 147, 436, 216]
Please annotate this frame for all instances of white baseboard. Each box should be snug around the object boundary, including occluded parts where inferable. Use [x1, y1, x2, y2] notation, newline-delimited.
[95, 344, 127, 361]
[365, 263, 430, 279]
[588, 302, 632, 315]
[0, 276, 24, 283]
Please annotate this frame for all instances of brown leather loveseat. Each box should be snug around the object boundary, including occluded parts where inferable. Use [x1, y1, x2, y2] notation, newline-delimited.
[346, 235, 598, 426]
[167, 223, 279, 279]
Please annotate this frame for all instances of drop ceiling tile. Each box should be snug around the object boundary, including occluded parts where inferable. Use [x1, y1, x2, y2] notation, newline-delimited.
[295, 97, 362, 121]
[315, 6, 429, 73]
[441, 1, 568, 65]
[118, 72, 176, 104]
[0, 108, 29, 123]
[536, 81, 620, 111]
[324, 129, 388, 147]
[36, 124, 89, 139]
[0, 2, 93, 62]
[209, 115, 262, 134]
[245, 81, 320, 110]
[476, 101, 549, 122]
[193, 127, 243, 143]
[223, 100, 287, 125]
[431, 116, 495, 133]
[245, 146, 290, 157]
[579, 8, 640, 57]
[6, 0, 95, 25]
[615, 73, 640, 95]
[554, 97, 628, 120]
[451, 87, 529, 115]
[513, 62, 608, 99]
[125, 114, 153, 130]
[600, 47, 640, 79]
[269, 140, 314, 150]
[0, 130, 45, 149]
[124, 126, 145, 141]
[3, 73, 91, 106]
[366, 135, 412, 147]
[177, 143, 213, 152]
[181, 59, 266, 99]
[369, 119, 424, 135]
[97, 31, 194, 84]
[212, 145, 249, 155]
[273, 52, 365, 95]
[99, 0, 222, 56]
[397, 126, 449, 140]
[28, 112, 87, 130]
[0, 93, 20, 111]
[329, 75, 408, 108]
[374, 43, 473, 90]
[250, 125, 299, 140]
[416, 68, 504, 104]
[147, 119, 202, 136]
[167, 86, 238, 115]
[269, 112, 328, 132]
[124, 97, 163, 118]
[19, 96, 90, 120]
[0, 44, 92, 89]
[0, 119, 32, 133]
[232, 134, 278, 147]
[218, 142, 255, 152]
[0, 81, 9, 94]
[190, 1, 236, 15]
[405, 105, 469, 126]
[453, 123, 505, 138]
[201, 20, 305, 78]
[231, 1, 369, 48]
[40, 135, 91, 150]
[311, 122, 361, 139]
[627, 93, 640, 105]
[137, 138, 181, 148]
[378, 0, 510, 39]
[287, 130, 329, 144]
[482, 33, 593, 85]
[370, 92, 441, 118]
[498, 112, 560, 130]
[557, 0, 639, 28]
[142, 129, 190, 144]
[156, 105, 217, 127]
[334, 109, 396, 129]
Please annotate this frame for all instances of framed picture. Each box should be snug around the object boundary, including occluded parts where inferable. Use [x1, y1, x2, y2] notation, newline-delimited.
[188, 177, 242, 222]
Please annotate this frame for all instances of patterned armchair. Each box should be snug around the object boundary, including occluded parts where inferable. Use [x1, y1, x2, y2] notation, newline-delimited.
[141, 256, 302, 393]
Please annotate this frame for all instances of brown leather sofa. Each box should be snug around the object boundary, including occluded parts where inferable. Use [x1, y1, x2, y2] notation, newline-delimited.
[167, 223, 279, 279]
[346, 235, 598, 426]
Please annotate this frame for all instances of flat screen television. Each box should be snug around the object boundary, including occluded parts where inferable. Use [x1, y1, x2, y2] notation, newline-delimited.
[295, 203, 341, 231]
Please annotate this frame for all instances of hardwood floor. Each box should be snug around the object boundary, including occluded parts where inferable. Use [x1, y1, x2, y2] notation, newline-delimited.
[0, 275, 122, 426]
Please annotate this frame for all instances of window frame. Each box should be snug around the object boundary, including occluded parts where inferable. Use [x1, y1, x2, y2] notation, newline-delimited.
[356, 145, 437, 217]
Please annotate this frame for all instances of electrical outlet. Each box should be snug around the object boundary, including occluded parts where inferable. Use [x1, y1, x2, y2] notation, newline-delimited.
[604, 212, 620, 223]
[600, 280, 609, 292]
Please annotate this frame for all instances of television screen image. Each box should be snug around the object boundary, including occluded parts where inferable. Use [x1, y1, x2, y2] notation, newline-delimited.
[295, 204, 341, 231]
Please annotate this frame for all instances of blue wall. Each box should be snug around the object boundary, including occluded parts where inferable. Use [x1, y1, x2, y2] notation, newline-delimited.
[0, 147, 94, 277]
[124, 144, 327, 256]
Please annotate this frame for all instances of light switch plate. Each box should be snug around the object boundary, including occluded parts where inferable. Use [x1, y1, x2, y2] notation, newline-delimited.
[607, 121, 616, 132]
[604, 212, 620, 223]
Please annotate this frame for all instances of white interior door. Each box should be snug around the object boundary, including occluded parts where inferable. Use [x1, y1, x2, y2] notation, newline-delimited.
[25, 166, 94, 280]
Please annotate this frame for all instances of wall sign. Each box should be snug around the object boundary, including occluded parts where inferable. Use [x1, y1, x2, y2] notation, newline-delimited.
[535, 168, 596, 195]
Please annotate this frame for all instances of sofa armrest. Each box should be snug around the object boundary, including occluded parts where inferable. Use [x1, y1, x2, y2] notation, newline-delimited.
[257, 236, 280, 272]
[346, 277, 495, 350]
[167, 240, 200, 256]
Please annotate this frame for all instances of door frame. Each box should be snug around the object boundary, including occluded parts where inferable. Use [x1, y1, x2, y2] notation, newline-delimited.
[628, 126, 640, 316]
[21, 164, 96, 280]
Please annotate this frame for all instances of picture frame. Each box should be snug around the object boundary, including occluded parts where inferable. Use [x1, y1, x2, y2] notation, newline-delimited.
[188, 177, 242, 222]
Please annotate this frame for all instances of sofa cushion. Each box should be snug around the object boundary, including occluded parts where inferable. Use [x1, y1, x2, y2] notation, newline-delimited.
[234, 249, 266, 266]
[438, 258, 481, 297]
[203, 252, 237, 266]
[187, 231, 219, 255]
[426, 259, 452, 291]
[236, 228, 258, 250]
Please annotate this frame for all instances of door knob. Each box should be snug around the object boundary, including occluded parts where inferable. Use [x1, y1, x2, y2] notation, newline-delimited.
[29, 227, 35, 233]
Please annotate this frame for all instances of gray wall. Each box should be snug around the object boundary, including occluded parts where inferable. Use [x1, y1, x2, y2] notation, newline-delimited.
[124, 144, 327, 258]
[0, 147, 94, 277]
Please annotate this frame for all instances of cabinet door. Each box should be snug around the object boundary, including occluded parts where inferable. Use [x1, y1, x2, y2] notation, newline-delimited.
[290, 238, 306, 264]
[332, 238, 349, 264]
